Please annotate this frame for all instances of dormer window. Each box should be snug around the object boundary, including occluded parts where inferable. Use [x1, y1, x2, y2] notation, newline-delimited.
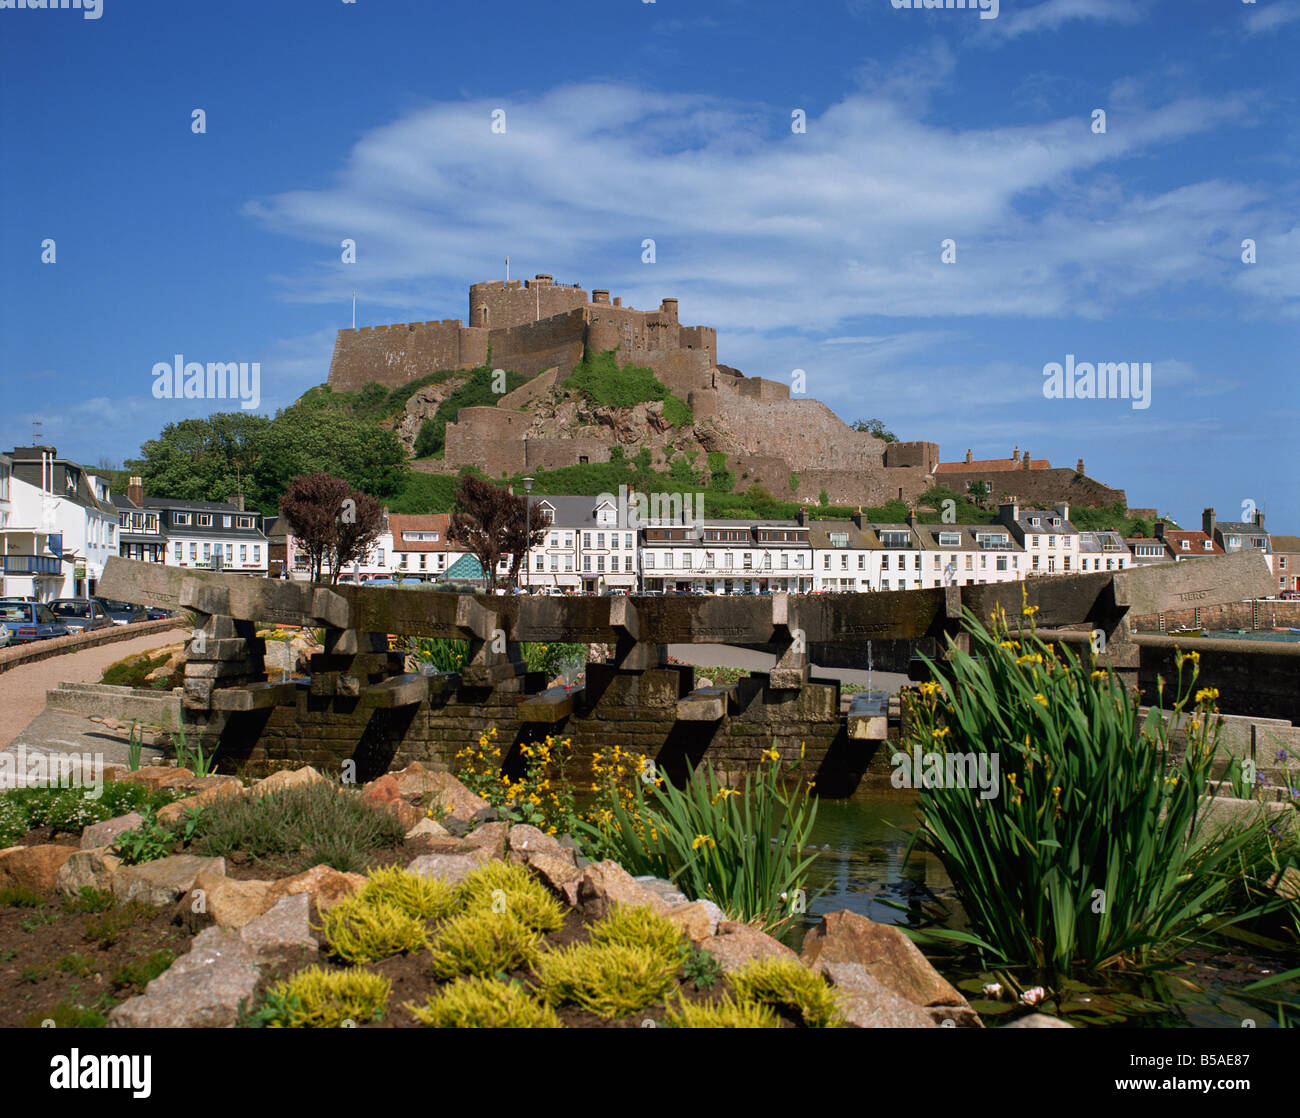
[1203, 540, 1212, 551]
[1031, 517, 1040, 527]
[1181, 540, 1190, 551]
[938, 531, 961, 548]
[1052, 518, 1061, 527]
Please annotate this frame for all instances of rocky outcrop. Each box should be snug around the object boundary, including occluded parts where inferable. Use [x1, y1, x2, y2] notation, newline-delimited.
[0, 844, 75, 892]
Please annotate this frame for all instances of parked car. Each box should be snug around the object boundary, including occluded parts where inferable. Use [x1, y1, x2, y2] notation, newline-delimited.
[0, 600, 71, 643]
[93, 598, 147, 625]
[0, 621, 11, 648]
[48, 598, 115, 633]
[1281, 590, 1300, 601]
[143, 606, 171, 621]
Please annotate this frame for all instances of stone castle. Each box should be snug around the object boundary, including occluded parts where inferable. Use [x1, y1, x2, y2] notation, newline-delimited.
[324, 274, 1111, 509]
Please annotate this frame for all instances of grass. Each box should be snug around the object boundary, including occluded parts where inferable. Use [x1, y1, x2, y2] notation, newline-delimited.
[0, 780, 178, 844]
[533, 941, 680, 1019]
[405, 976, 562, 1028]
[663, 994, 780, 1028]
[23, 1002, 108, 1029]
[905, 595, 1275, 972]
[564, 347, 693, 428]
[456, 861, 566, 934]
[261, 966, 391, 1028]
[578, 747, 820, 934]
[427, 910, 543, 979]
[316, 897, 430, 965]
[188, 780, 406, 872]
[358, 866, 459, 923]
[726, 958, 844, 1027]
[587, 904, 686, 963]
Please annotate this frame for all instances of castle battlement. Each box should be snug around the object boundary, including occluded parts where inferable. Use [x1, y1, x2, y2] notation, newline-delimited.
[329, 272, 715, 393]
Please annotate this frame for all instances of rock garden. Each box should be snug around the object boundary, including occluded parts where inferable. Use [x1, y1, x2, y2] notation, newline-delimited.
[0, 760, 992, 1028]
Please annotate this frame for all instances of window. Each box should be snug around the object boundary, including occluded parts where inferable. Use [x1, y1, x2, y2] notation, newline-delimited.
[1203, 540, 1213, 551]
[597, 556, 605, 572]
[996, 556, 1007, 572]
[376, 549, 385, 566]
[645, 554, 655, 569]
[625, 556, 633, 572]
[829, 532, 849, 548]
[419, 554, 427, 570]
[583, 533, 591, 549]
[780, 554, 789, 569]
[1181, 540, 1190, 551]
[823, 554, 831, 569]
[225, 544, 232, 563]
[841, 555, 848, 569]
[175, 512, 191, 526]
[549, 555, 558, 571]
[223, 515, 232, 528]
[1048, 536, 1055, 548]
[597, 533, 605, 549]
[964, 555, 972, 570]
[743, 553, 752, 568]
[625, 534, 632, 549]
[858, 555, 865, 569]
[197, 514, 212, 527]
[1281, 557, 1288, 569]
[881, 554, 890, 570]
[583, 556, 591, 572]
[1032, 554, 1040, 571]
[202, 542, 211, 559]
[564, 556, 573, 572]
[882, 579, 890, 590]
[933, 555, 941, 570]
[913, 555, 921, 570]
[1063, 555, 1071, 571]
[796, 554, 804, 568]
[173, 542, 182, 562]
[535, 554, 544, 571]
[1031, 517, 1040, 527]
[938, 531, 960, 548]
[1048, 556, 1056, 572]
[763, 554, 772, 569]
[188, 543, 197, 561]
[240, 544, 247, 563]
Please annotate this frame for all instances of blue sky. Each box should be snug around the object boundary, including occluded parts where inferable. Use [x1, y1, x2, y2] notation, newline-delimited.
[1, 0, 1296, 530]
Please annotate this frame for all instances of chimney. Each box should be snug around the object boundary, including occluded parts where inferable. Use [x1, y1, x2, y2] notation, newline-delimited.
[613, 297, 622, 307]
[1076, 458, 1085, 474]
[1253, 508, 1265, 528]
[998, 498, 1020, 526]
[906, 507, 917, 528]
[852, 506, 863, 530]
[226, 493, 245, 512]
[128, 476, 144, 507]
[1022, 451, 1032, 471]
[1202, 507, 1215, 538]
[965, 448, 973, 464]
[1054, 502, 1070, 523]
[796, 506, 807, 526]
[1013, 446, 1020, 462]
[1154, 519, 1165, 539]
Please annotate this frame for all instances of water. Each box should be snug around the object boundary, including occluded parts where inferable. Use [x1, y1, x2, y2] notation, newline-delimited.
[795, 792, 1299, 1027]
[1203, 628, 1300, 644]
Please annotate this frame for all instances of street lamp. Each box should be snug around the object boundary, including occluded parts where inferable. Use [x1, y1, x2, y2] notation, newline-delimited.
[522, 476, 534, 593]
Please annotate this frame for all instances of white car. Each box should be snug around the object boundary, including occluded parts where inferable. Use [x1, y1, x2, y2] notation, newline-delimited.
[0, 622, 11, 648]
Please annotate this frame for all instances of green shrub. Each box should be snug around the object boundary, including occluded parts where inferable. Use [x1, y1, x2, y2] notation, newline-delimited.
[109, 949, 176, 992]
[263, 966, 391, 1028]
[0, 886, 45, 908]
[317, 897, 429, 964]
[406, 977, 562, 1028]
[53, 952, 98, 977]
[533, 941, 678, 1019]
[189, 781, 405, 871]
[62, 887, 114, 914]
[24, 1003, 108, 1029]
[726, 958, 844, 1027]
[664, 993, 780, 1028]
[428, 910, 543, 979]
[905, 599, 1269, 970]
[457, 861, 566, 934]
[359, 866, 459, 923]
[587, 905, 686, 965]
[577, 747, 820, 934]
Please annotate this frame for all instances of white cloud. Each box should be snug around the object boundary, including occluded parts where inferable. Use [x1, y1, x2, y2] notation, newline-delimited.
[993, 0, 1145, 40]
[1244, 1, 1300, 34]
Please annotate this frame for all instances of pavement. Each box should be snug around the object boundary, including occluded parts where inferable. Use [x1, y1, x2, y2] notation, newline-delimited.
[0, 630, 178, 761]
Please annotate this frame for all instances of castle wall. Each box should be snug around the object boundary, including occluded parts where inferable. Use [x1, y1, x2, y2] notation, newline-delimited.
[328, 321, 487, 393]
[470, 278, 589, 330]
[524, 439, 612, 471]
[486, 308, 588, 378]
[884, 440, 940, 472]
[958, 468, 1125, 509]
[443, 407, 529, 476]
[715, 387, 884, 472]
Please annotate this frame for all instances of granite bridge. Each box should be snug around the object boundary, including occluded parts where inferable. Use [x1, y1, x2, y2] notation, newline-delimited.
[97, 553, 1291, 792]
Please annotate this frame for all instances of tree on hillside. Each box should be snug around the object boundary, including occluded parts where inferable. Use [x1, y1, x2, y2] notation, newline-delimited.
[448, 475, 542, 592]
[966, 480, 991, 508]
[279, 473, 384, 585]
[850, 418, 898, 443]
[129, 413, 270, 506]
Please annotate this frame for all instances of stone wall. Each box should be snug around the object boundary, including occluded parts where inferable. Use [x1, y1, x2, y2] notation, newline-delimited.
[962, 468, 1126, 509]
[443, 408, 530, 475]
[524, 438, 612, 471]
[327, 321, 489, 394]
[1132, 600, 1300, 633]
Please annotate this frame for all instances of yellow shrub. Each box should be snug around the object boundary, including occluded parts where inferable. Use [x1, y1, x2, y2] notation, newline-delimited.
[457, 860, 565, 933]
[588, 904, 685, 966]
[406, 976, 562, 1028]
[360, 866, 458, 922]
[663, 993, 780, 1029]
[533, 941, 678, 1019]
[316, 896, 429, 964]
[428, 910, 543, 979]
[265, 966, 391, 1028]
[726, 958, 844, 1028]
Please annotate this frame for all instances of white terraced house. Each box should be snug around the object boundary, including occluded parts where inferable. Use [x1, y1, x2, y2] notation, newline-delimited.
[997, 500, 1080, 577]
